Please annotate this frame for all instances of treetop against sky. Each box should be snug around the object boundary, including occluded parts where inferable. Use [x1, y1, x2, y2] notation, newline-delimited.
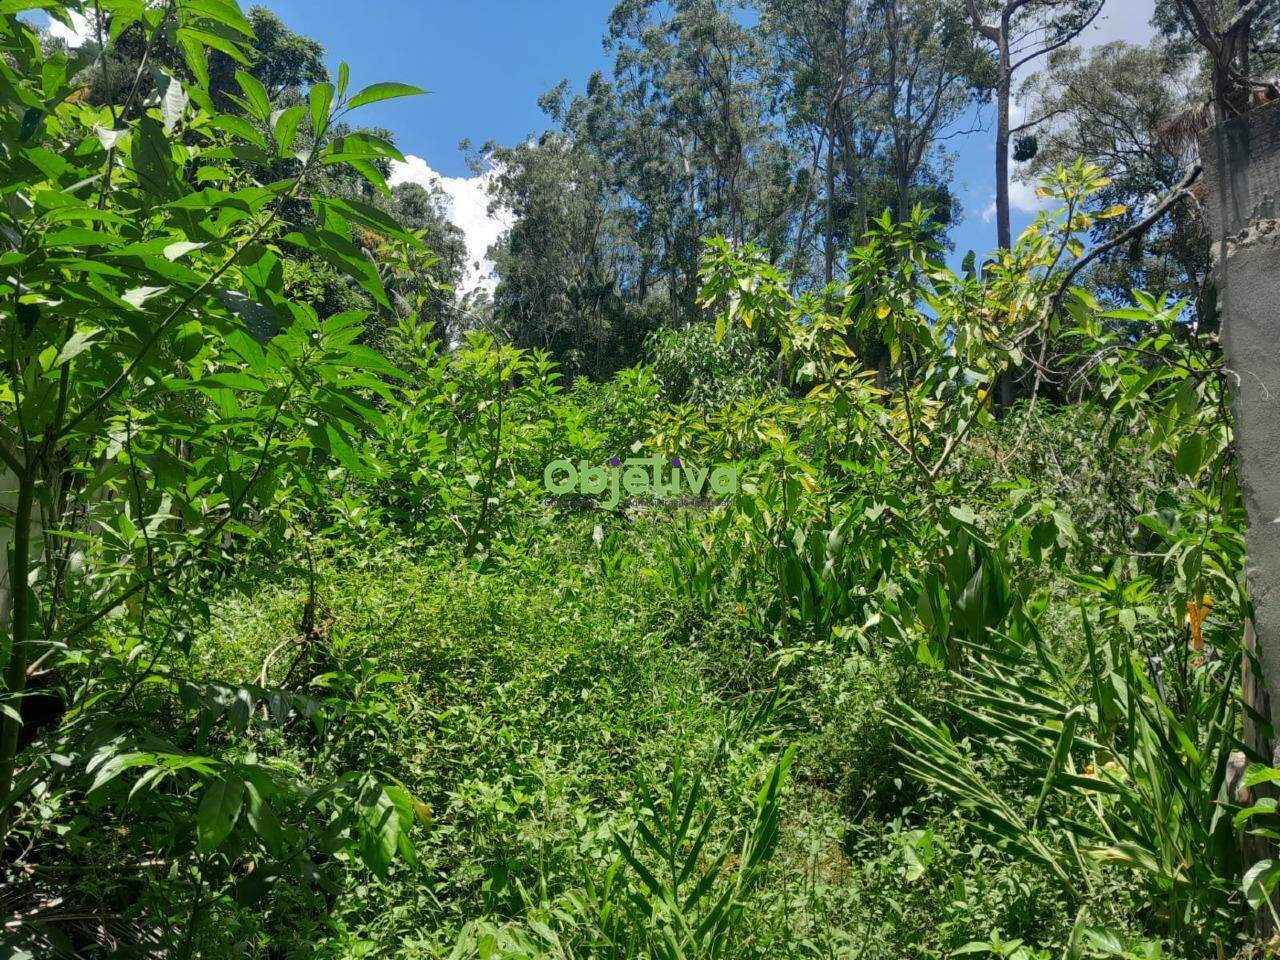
[44, 0, 1161, 288]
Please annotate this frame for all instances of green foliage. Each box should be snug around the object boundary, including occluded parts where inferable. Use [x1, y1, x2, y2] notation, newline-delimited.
[368, 319, 562, 552]
[644, 321, 780, 411]
[483, 132, 661, 381]
[0, 9, 1260, 956]
[887, 257, 1247, 951]
[477, 0, 1002, 379]
[0, 1, 433, 951]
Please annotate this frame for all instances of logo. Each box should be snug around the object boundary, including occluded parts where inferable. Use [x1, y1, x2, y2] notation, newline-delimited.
[544, 456, 737, 509]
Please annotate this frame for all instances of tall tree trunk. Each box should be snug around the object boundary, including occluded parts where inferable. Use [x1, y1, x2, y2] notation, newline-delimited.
[994, 69, 1015, 409]
[1202, 106, 1280, 734]
[994, 47, 1012, 252]
[896, 149, 911, 224]
[994, 30, 1014, 409]
[0, 469, 15, 665]
[824, 134, 836, 284]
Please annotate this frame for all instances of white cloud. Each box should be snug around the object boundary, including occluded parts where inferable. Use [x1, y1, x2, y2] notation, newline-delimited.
[47, 10, 91, 47]
[979, 179, 1050, 223]
[389, 155, 510, 296]
[1009, 179, 1050, 214]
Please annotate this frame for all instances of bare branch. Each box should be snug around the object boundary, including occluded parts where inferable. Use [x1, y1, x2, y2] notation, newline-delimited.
[1010, 0, 1105, 73]
[1171, 0, 1223, 58]
[1010, 106, 1068, 135]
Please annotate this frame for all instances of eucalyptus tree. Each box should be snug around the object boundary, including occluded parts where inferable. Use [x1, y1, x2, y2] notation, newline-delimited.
[604, 0, 773, 245]
[874, 0, 991, 223]
[752, 0, 983, 382]
[757, 0, 984, 290]
[484, 132, 648, 380]
[389, 181, 467, 302]
[601, 0, 793, 307]
[756, 0, 874, 282]
[963, 0, 1105, 250]
[551, 66, 702, 329]
[1019, 41, 1208, 302]
[483, 0, 800, 372]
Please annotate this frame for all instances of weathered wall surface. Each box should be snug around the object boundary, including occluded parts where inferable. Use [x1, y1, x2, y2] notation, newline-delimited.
[1202, 105, 1280, 238]
[1204, 105, 1280, 737]
[1219, 224, 1280, 734]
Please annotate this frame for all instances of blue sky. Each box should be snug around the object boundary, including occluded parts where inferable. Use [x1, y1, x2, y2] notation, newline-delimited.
[42, 0, 1159, 287]
[253, 0, 615, 176]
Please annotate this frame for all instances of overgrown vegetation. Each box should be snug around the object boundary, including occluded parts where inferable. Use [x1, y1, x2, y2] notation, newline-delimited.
[1, 0, 1276, 957]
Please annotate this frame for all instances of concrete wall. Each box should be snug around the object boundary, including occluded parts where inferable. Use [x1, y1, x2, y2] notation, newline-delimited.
[1203, 105, 1280, 739]
[1219, 224, 1280, 737]
[1201, 104, 1280, 238]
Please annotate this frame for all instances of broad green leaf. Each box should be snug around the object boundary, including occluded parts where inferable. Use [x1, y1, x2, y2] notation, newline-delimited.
[173, 320, 204, 361]
[122, 286, 168, 309]
[197, 776, 245, 852]
[54, 327, 101, 367]
[951, 941, 996, 956]
[235, 70, 272, 122]
[345, 81, 426, 111]
[179, 30, 211, 88]
[325, 132, 404, 163]
[1174, 434, 1204, 478]
[0, 0, 64, 11]
[245, 782, 284, 854]
[272, 105, 305, 154]
[178, 30, 210, 88]
[209, 114, 267, 149]
[180, 26, 250, 69]
[1243, 859, 1280, 909]
[1243, 764, 1280, 788]
[86, 751, 153, 796]
[1235, 798, 1278, 826]
[164, 240, 206, 261]
[183, 0, 254, 36]
[358, 786, 401, 879]
[309, 82, 335, 136]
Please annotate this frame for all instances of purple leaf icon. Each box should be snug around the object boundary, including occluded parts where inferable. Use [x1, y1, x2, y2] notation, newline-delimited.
[609, 457, 621, 467]
[671, 457, 682, 467]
